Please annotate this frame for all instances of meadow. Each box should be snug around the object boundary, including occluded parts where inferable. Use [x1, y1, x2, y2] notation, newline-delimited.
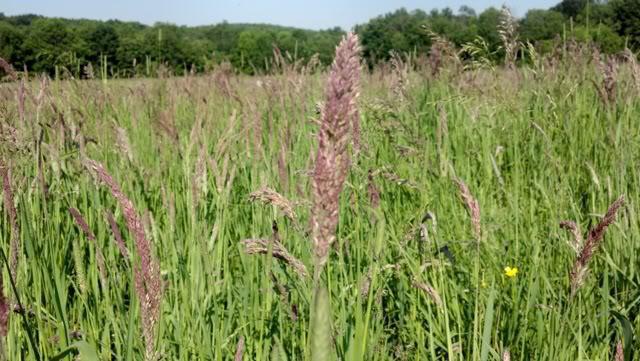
[1, 34, 640, 361]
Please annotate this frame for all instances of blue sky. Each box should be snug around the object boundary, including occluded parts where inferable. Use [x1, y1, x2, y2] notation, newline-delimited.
[4, 0, 560, 30]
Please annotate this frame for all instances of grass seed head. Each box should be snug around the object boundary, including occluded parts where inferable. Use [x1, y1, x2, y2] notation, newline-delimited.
[311, 32, 361, 270]
[570, 196, 625, 297]
[454, 178, 481, 241]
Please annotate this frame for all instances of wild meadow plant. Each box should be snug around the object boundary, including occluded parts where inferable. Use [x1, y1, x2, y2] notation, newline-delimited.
[1, 30, 640, 361]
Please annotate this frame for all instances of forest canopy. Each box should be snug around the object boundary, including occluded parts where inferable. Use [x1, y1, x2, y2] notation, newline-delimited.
[0, 0, 639, 76]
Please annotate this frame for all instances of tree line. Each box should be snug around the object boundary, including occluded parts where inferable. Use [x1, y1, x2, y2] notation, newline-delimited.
[0, 0, 639, 77]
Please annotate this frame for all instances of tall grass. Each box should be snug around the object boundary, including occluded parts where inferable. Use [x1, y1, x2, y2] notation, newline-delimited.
[0, 41, 639, 360]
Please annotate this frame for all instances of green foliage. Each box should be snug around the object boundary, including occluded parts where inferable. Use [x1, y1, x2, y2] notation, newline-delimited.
[611, 0, 640, 48]
[309, 285, 333, 361]
[477, 7, 502, 48]
[572, 23, 625, 53]
[520, 10, 565, 41]
[2, 1, 640, 76]
[552, 0, 595, 19]
[1, 52, 640, 359]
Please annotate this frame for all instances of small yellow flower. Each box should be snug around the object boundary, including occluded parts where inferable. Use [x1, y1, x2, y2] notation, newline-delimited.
[504, 266, 518, 278]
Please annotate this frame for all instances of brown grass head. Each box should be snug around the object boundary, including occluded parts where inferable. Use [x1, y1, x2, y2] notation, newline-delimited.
[411, 279, 443, 307]
[454, 178, 481, 241]
[249, 187, 297, 223]
[498, 6, 519, 69]
[570, 196, 625, 297]
[559, 220, 583, 255]
[0, 57, 17, 82]
[242, 238, 308, 278]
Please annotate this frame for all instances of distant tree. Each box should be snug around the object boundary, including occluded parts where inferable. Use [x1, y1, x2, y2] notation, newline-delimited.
[552, 0, 594, 19]
[233, 29, 276, 73]
[0, 21, 24, 65]
[85, 23, 119, 63]
[573, 23, 624, 52]
[477, 7, 502, 48]
[458, 5, 477, 18]
[520, 10, 565, 41]
[611, 0, 640, 47]
[576, 3, 615, 25]
[22, 18, 85, 73]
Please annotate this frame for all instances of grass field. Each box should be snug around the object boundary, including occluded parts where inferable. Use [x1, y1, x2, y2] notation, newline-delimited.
[1, 38, 640, 360]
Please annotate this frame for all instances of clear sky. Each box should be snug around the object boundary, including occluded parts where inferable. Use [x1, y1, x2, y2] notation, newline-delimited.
[4, 0, 560, 30]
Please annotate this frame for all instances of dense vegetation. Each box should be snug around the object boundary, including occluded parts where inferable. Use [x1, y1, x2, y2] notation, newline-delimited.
[1, 0, 640, 76]
[1, 21, 640, 360]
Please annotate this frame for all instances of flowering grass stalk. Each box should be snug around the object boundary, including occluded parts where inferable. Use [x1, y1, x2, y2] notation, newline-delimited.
[310, 32, 361, 274]
[86, 159, 162, 360]
[454, 178, 481, 241]
[570, 196, 625, 297]
[0, 162, 19, 283]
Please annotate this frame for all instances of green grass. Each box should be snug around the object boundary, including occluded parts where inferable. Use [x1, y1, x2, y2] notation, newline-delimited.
[1, 60, 639, 360]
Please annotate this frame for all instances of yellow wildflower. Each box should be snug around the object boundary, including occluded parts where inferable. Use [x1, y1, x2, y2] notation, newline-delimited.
[504, 266, 518, 278]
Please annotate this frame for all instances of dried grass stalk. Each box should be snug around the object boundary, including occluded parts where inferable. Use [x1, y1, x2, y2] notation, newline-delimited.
[116, 127, 134, 163]
[593, 49, 618, 106]
[249, 187, 297, 222]
[412, 280, 443, 307]
[570, 196, 625, 297]
[559, 220, 583, 255]
[367, 170, 380, 208]
[498, 6, 519, 69]
[0, 57, 17, 81]
[311, 33, 361, 270]
[454, 178, 481, 241]
[242, 238, 308, 278]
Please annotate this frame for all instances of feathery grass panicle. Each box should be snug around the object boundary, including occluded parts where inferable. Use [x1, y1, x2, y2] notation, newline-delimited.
[115, 127, 134, 163]
[0, 161, 19, 282]
[454, 178, 481, 241]
[412, 280, 443, 307]
[615, 340, 624, 361]
[248, 187, 297, 222]
[367, 170, 380, 208]
[593, 48, 618, 106]
[106, 210, 130, 263]
[498, 6, 519, 69]
[0, 58, 17, 82]
[242, 238, 308, 278]
[311, 32, 361, 270]
[560, 220, 583, 255]
[86, 159, 162, 361]
[234, 336, 245, 361]
[624, 48, 640, 92]
[570, 196, 625, 297]
[68, 207, 108, 288]
[502, 349, 511, 361]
